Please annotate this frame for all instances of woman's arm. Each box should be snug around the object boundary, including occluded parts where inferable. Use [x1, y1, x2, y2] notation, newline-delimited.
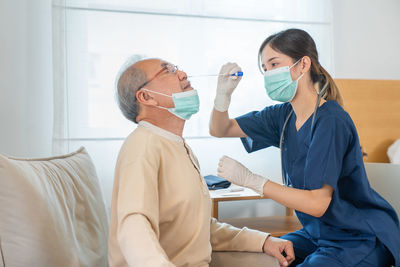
[209, 62, 247, 138]
[209, 109, 246, 137]
[218, 156, 334, 218]
[263, 181, 333, 218]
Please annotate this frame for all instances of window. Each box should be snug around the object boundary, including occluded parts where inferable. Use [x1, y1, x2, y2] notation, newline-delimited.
[53, 0, 334, 208]
[61, 0, 333, 138]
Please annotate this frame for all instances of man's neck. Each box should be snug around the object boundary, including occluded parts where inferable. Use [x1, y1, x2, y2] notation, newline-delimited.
[139, 114, 185, 136]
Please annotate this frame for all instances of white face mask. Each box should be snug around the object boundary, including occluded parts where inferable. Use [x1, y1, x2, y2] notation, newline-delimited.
[142, 88, 200, 120]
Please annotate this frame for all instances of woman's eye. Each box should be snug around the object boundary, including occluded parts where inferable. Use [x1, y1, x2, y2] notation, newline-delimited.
[271, 63, 277, 67]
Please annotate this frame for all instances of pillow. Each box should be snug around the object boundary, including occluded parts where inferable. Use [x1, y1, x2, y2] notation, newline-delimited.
[387, 139, 400, 164]
[0, 147, 109, 267]
[0, 237, 4, 267]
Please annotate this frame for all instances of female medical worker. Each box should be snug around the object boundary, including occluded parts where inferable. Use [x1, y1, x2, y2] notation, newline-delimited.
[210, 28, 400, 266]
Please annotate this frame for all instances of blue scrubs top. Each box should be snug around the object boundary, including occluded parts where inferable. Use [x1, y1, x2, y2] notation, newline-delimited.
[236, 101, 400, 266]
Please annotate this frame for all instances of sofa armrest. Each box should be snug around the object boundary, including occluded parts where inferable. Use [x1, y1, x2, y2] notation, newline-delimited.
[210, 251, 280, 267]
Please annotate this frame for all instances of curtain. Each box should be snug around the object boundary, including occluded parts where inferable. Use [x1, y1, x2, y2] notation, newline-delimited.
[52, 0, 69, 155]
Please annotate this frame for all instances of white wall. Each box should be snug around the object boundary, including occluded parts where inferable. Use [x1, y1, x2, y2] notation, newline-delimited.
[0, 0, 53, 158]
[332, 0, 400, 79]
[0, 1, 28, 157]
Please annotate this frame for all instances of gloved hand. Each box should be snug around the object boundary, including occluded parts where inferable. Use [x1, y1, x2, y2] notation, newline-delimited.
[217, 155, 269, 195]
[214, 63, 242, 112]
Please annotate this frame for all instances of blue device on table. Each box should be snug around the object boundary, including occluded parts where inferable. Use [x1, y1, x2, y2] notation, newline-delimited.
[204, 175, 231, 190]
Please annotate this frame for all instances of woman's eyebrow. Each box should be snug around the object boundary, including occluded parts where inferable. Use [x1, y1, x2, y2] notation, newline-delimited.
[267, 57, 279, 62]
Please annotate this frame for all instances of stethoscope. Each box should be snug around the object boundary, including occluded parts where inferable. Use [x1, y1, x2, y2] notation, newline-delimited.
[279, 83, 329, 186]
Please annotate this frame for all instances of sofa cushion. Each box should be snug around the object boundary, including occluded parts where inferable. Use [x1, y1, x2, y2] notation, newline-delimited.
[210, 251, 279, 267]
[0, 147, 108, 267]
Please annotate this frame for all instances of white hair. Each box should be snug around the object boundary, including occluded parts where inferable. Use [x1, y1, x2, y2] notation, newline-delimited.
[115, 54, 148, 123]
[114, 54, 147, 91]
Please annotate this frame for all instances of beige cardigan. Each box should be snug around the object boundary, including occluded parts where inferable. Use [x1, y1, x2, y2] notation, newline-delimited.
[108, 121, 268, 267]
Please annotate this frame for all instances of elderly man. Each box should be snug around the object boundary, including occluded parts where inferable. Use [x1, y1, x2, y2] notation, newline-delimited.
[108, 57, 295, 267]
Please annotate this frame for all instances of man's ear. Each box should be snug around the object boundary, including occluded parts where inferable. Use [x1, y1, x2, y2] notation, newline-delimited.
[136, 89, 158, 106]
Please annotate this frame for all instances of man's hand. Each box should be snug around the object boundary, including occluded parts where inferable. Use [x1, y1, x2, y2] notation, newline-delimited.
[263, 236, 295, 267]
[214, 63, 242, 112]
[217, 155, 268, 195]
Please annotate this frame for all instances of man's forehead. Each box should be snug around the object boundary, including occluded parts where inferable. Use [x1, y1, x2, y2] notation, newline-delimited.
[134, 58, 167, 72]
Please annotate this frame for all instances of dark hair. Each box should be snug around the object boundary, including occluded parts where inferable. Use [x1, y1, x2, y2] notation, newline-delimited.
[258, 28, 343, 107]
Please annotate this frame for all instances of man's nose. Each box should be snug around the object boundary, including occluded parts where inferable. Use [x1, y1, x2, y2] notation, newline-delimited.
[177, 69, 187, 80]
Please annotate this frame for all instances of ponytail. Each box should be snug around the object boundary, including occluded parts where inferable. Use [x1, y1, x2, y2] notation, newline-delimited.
[315, 65, 344, 107]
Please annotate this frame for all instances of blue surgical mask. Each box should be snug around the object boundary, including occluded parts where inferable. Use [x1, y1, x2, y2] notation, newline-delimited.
[264, 59, 304, 102]
[142, 89, 200, 120]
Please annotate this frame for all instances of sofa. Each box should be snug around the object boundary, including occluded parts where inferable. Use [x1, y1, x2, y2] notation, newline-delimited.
[2, 147, 397, 267]
[0, 147, 279, 267]
[0, 147, 109, 267]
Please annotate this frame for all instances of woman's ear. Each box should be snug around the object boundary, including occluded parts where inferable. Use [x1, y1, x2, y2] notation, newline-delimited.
[301, 56, 312, 73]
[136, 89, 158, 106]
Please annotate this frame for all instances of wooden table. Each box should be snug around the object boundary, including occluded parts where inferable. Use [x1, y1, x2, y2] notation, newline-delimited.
[209, 185, 302, 237]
